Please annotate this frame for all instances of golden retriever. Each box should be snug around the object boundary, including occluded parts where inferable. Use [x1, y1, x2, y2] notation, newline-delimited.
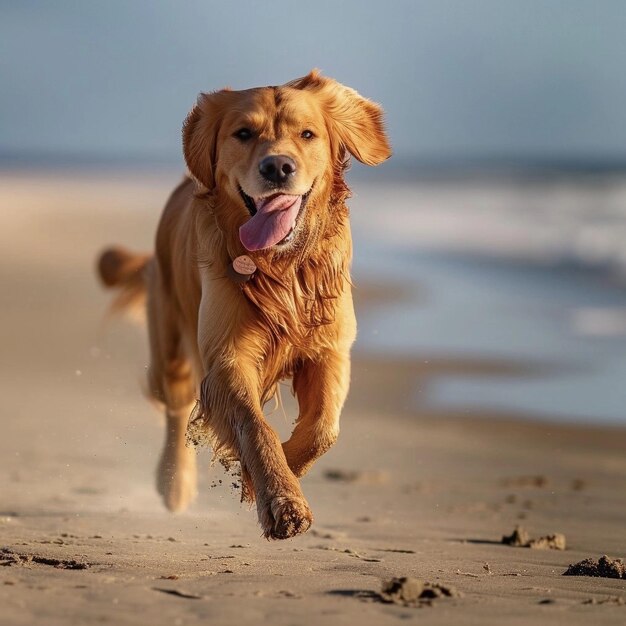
[97, 70, 391, 539]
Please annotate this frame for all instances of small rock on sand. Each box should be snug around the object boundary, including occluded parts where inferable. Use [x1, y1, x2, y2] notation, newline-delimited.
[382, 577, 424, 603]
[528, 534, 567, 550]
[501, 526, 566, 550]
[502, 526, 531, 547]
[380, 577, 461, 607]
[563, 555, 626, 579]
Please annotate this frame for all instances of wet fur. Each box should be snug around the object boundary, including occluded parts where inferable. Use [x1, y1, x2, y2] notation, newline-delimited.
[97, 70, 390, 539]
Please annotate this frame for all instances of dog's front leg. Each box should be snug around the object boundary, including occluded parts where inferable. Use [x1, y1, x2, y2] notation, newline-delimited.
[199, 354, 313, 539]
[283, 350, 350, 477]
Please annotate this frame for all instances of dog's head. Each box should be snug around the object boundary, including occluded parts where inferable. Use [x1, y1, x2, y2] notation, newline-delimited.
[183, 70, 391, 255]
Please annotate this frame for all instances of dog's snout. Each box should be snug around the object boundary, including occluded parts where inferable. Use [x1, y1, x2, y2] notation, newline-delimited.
[259, 155, 296, 184]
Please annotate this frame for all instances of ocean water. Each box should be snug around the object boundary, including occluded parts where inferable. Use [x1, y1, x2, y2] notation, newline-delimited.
[3, 164, 625, 425]
[349, 175, 626, 425]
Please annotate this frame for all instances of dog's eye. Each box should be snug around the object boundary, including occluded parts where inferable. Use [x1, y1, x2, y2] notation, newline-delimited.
[234, 128, 253, 141]
[301, 129, 315, 140]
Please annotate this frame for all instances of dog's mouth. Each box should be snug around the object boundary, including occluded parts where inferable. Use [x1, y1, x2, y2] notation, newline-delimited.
[238, 186, 312, 251]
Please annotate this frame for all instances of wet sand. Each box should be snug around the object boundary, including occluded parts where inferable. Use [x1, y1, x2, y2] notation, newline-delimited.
[1, 170, 625, 625]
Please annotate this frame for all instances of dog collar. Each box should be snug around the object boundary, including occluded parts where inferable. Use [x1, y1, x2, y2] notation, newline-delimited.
[227, 255, 257, 283]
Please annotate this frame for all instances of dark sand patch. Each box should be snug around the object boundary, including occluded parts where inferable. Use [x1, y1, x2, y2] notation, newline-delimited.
[376, 548, 416, 554]
[322, 468, 389, 485]
[276, 589, 303, 599]
[312, 545, 382, 562]
[348, 354, 556, 418]
[500, 475, 548, 489]
[0, 547, 91, 570]
[152, 588, 204, 600]
[309, 528, 347, 540]
[564, 556, 626, 579]
[582, 596, 625, 605]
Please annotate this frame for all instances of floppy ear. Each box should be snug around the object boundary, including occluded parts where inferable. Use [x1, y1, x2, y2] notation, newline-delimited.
[182, 90, 230, 190]
[288, 70, 392, 166]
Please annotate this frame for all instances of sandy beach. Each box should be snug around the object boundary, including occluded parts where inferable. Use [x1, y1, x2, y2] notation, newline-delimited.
[1, 170, 625, 625]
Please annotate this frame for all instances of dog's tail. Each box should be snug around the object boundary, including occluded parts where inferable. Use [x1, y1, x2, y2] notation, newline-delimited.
[96, 246, 152, 317]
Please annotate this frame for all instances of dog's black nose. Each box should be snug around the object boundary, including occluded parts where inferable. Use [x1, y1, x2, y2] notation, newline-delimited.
[259, 155, 296, 184]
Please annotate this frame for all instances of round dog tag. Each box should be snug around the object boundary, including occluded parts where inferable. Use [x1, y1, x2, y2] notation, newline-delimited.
[227, 255, 257, 283]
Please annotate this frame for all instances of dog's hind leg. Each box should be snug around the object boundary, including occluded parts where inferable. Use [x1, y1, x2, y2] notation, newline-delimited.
[151, 354, 198, 513]
[146, 265, 198, 513]
[156, 398, 198, 513]
[282, 350, 350, 477]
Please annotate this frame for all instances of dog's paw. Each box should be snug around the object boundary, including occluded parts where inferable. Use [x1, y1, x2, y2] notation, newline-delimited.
[156, 447, 198, 513]
[258, 495, 313, 540]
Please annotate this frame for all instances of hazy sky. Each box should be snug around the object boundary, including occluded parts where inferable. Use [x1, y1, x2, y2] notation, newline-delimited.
[2, 0, 626, 162]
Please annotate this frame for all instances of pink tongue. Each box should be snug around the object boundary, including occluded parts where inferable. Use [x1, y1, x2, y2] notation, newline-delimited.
[239, 194, 302, 251]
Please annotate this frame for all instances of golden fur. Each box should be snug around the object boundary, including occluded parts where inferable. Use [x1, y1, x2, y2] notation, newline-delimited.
[98, 70, 391, 539]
